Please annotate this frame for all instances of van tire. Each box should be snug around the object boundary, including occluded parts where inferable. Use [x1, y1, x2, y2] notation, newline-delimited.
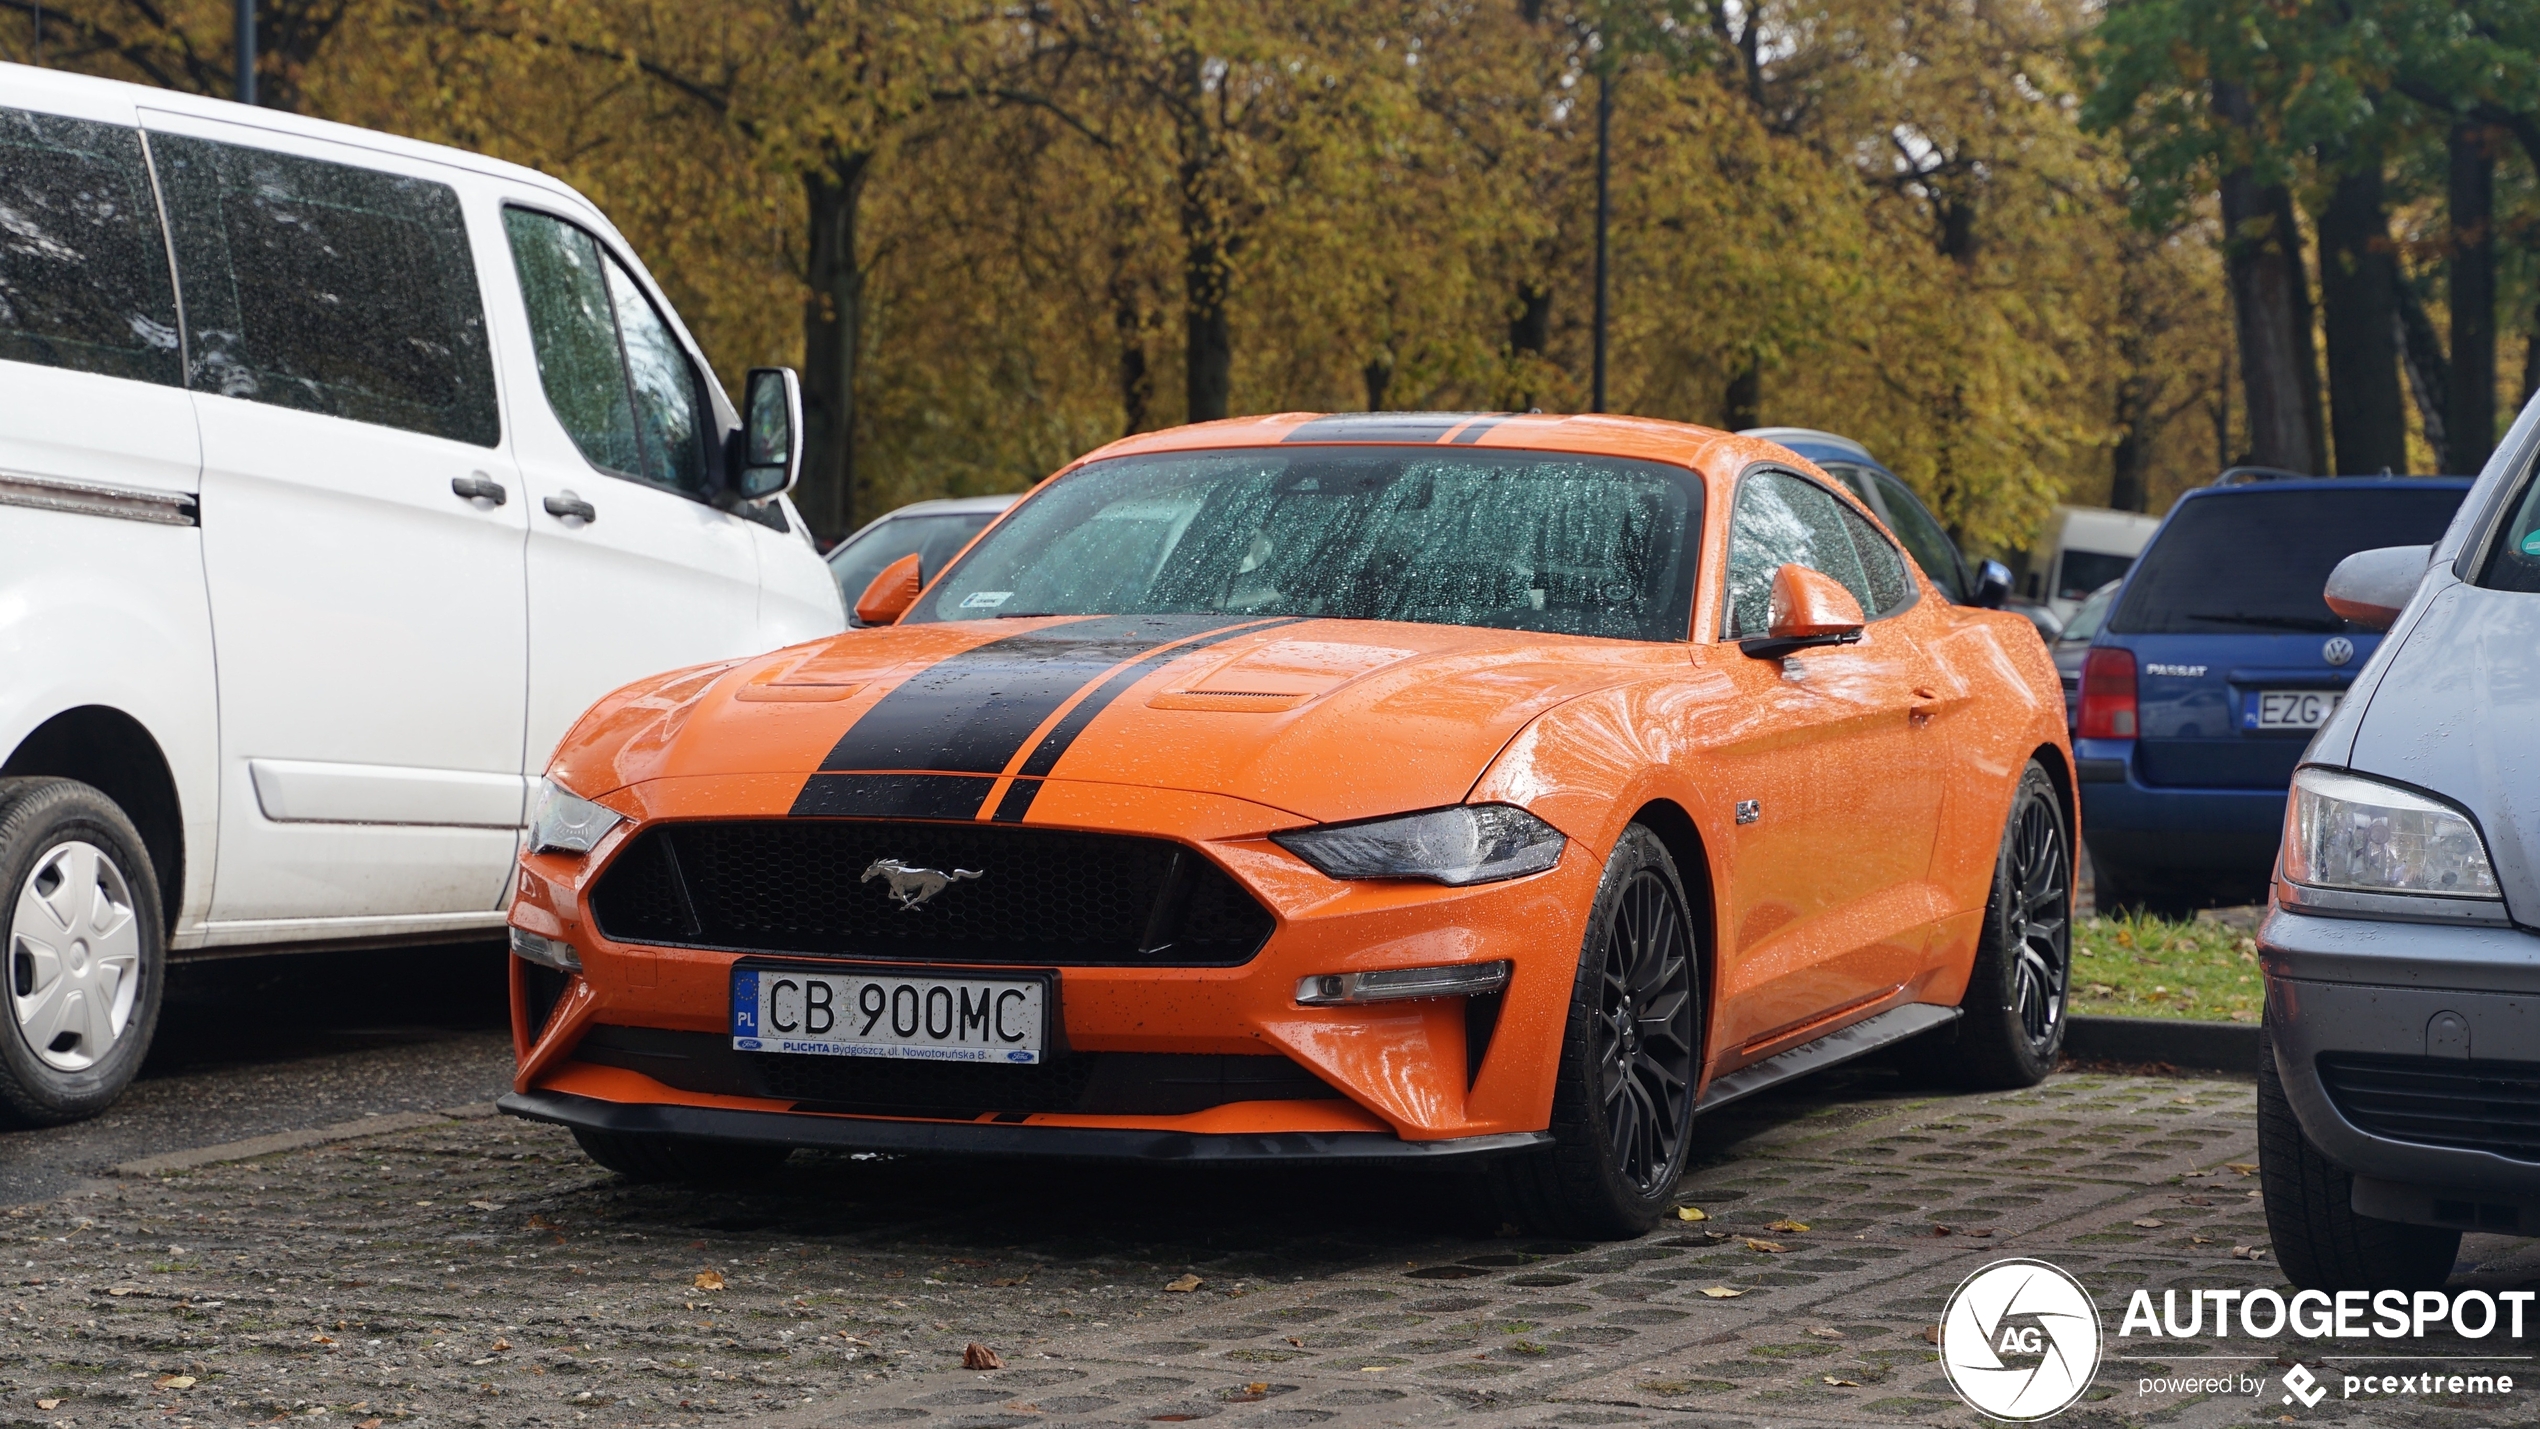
[2258, 1025, 2458, 1291]
[571, 1127, 793, 1184]
[0, 778, 166, 1127]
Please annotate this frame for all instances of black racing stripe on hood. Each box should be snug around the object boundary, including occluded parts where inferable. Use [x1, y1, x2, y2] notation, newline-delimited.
[1012, 619, 1300, 780]
[813, 614, 1258, 777]
[990, 778, 1042, 823]
[789, 773, 996, 820]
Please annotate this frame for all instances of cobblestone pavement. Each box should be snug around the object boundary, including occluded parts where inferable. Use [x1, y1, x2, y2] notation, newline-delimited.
[5, 1064, 2536, 1429]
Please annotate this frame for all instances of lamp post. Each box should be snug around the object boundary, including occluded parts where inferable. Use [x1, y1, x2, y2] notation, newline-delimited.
[1590, 63, 1612, 414]
[234, 0, 255, 105]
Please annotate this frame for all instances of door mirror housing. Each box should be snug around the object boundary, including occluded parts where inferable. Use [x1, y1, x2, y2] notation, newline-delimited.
[854, 552, 923, 626]
[733, 367, 803, 501]
[1971, 559, 2013, 609]
[1741, 564, 1866, 659]
[2324, 544, 2431, 631]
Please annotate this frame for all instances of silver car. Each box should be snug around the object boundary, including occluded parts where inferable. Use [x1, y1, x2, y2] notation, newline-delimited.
[2261, 389, 2540, 1289]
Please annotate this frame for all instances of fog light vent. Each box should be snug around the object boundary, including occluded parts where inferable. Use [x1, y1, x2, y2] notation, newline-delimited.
[1296, 960, 1510, 1006]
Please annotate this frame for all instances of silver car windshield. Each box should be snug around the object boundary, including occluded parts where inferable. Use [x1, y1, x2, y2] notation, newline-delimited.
[907, 448, 1703, 641]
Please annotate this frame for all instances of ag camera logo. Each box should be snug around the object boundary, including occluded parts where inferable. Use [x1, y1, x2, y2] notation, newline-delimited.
[1941, 1259, 2102, 1420]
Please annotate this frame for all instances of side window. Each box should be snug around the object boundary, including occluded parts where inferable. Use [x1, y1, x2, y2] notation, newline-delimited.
[1724, 470, 1884, 638]
[0, 107, 182, 386]
[147, 133, 498, 445]
[1871, 471, 1967, 601]
[503, 208, 709, 498]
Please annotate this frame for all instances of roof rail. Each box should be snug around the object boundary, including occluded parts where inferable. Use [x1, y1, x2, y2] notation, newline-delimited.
[2211, 465, 2312, 486]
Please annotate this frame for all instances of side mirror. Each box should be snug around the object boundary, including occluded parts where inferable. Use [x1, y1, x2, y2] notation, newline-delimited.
[735, 367, 803, 501]
[1971, 559, 2012, 609]
[1742, 564, 1865, 658]
[854, 552, 923, 626]
[2324, 544, 2432, 631]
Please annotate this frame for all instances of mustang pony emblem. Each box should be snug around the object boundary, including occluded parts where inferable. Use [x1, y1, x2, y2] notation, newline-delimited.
[861, 859, 982, 911]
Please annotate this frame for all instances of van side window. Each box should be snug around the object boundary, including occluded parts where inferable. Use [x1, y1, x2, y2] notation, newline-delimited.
[502, 208, 709, 497]
[1724, 470, 1906, 637]
[0, 108, 182, 386]
[147, 134, 498, 445]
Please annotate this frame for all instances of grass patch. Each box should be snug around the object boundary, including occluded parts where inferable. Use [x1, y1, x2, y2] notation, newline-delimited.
[2071, 913, 2261, 1023]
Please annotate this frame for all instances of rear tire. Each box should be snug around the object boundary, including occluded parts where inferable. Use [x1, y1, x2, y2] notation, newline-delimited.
[1917, 762, 2071, 1089]
[1489, 825, 1700, 1240]
[571, 1128, 793, 1184]
[0, 778, 165, 1127]
[2258, 1025, 2458, 1291]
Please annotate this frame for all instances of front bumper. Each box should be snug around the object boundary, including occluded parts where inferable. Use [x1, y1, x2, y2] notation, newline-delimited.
[499, 1088, 1552, 1163]
[2263, 904, 2540, 1226]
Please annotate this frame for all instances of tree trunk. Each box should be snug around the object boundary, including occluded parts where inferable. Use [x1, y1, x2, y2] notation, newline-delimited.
[2448, 121, 2498, 474]
[1110, 258, 1153, 437]
[2214, 83, 2327, 474]
[1183, 229, 1232, 422]
[2316, 163, 2408, 476]
[1362, 351, 1394, 412]
[1724, 357, 1761, 431]
[2395, 281, 2451, 469]
[799, 150, 869, 544]
[1508, 282, 1551, 357]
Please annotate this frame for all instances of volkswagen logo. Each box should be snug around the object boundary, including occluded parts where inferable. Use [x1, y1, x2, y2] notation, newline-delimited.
[1939, 1258, 2101, 1420]
[2322, 636, 2355, 667]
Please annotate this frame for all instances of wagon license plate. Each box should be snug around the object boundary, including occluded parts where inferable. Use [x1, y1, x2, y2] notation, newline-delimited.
[729, 968, 1045, 1064]
[2249, 690, 2341, 731]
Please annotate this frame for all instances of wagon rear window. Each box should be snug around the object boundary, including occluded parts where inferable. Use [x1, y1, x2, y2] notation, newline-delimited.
[911, 448, 1703, 641]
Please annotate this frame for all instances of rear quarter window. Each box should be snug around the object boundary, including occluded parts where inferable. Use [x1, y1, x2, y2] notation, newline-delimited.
[2112, 487, 2468, 635]
[0, 107, 181, 386]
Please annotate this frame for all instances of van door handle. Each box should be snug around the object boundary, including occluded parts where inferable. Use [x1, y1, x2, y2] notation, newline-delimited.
[543, 493, 597, 523]
[451, 474, 507, 505]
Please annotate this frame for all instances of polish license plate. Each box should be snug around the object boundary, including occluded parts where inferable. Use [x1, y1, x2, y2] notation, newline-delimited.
[729, 967, 1046, 1063]
[2248, 690, 2341, 731]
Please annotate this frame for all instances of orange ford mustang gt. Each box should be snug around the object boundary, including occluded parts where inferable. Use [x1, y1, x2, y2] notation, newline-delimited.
[499, 412, 2075, 1237]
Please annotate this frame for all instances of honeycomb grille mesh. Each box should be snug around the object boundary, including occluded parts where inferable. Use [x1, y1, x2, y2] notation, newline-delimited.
[589, 820, 1274, 966]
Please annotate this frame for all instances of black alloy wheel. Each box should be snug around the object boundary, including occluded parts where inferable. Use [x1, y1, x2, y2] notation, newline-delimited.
[1596, 865, 1698, 1195]
[2005, 787, 2070, 1058]
[1489, 824, 1701, 1238]
[1907, 761, 2073, 1089]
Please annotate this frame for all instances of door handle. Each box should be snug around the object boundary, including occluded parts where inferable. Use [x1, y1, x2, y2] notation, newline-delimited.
[543, 493, 597, 523]
[450, 473, 507, 505]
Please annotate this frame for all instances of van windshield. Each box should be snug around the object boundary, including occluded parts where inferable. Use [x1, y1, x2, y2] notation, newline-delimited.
[2110, 487, 2468, 635]
[908, 448, 1703, 641]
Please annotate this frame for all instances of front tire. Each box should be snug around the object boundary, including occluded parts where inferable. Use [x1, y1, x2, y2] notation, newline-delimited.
[571, 1127, 793, 1184]
[0, 778, 166, 1127]
[2258, 1025, 2458, 1290]
[1490, 825, 1700, 1239]
[1933, 761, 2072, 1089]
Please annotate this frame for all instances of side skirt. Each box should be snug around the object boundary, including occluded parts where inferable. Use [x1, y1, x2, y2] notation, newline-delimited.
[1695, 1004, 1960, 1114]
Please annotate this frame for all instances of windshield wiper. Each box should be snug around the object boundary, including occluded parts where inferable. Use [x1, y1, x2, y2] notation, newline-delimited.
[2185, 612, 2346, 632]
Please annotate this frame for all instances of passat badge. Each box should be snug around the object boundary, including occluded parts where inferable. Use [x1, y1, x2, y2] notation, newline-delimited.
[862, 858, 981, 911]
[2322, 636, 2355, 667]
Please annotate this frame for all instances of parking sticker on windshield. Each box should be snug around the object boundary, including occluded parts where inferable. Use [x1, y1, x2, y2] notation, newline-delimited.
[2522, 531, 2540, 557]
[960, 591, 1013, 609]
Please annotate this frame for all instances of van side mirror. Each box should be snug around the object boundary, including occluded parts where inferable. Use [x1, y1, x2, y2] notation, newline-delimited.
[735, 367, 803, 501]
[1971, 559, 2012, 609]
[1741, 564, 1866, 659]
[2324, 544, 2431, 631]
[854, 552, 923, 626]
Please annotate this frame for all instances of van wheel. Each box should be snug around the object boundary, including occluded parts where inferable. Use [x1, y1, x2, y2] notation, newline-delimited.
[571, 1127, 793, 1184]
[2258, 1025, 2458, 1290]
[0, 779, 165, 1127]
[1488, 825, 1700, 1239]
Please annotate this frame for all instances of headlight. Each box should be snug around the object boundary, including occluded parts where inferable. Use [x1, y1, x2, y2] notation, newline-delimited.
[528, 777, 624, 856]
[2283, 768, 2500, 899]
[1272, 804, 1567, 886]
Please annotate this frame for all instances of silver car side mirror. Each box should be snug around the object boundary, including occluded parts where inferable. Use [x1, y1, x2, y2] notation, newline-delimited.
[2324, 544, 2432, 631]
[736, 367, 804, 501]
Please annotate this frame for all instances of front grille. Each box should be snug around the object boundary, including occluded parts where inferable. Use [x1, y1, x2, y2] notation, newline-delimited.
[588, 820, 1275, 966]
[2319, 1054, 2540, 1161]
[574, 1025, 1338, 1118]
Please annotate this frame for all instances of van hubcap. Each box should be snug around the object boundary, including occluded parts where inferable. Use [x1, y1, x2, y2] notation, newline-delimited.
[10, 842, 141, 1073]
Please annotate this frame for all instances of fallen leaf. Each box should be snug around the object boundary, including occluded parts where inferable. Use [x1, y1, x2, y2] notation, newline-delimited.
[1286, 1336, 1304, 1347]
[311, 1334, 335, 1345]
[36, 1400, 58, 1411]
[1745, 1238, 1786, 1253]
[1930, 1224, 1955, 1236]
[990, 1275, 1031, 1287]
[1805, 1326, 1845, 1339]
[155, 1374, 195, 1389]
[2232, 1245, 2268, 1260]
[1164, 1274, 1204, 1293]
[2191, 1235, 2214, 1246]
[1699, 1286, 1746, 1298]
[1922, 1325, 1942, 1345]
[1766, 1219, 1809, 1234]
[1698, 1229, 1732, 1244]
[360, 1421, 383, 1429]
[2133, 1219, 2166, 1229]
[963, 1342, 1003, 1370]
[2173, 1095, 2197, 1105]
[2225, 1162, 2258, 1176]
[694, 1270, 726, 1292]
[467, 1200, 503, 1212]
[107, 1286, 140, 1296]
[490, 1340, 511, 1352]
[1673, 1206, 1707, 1222]
[1246, 1382, 1270, 1394]
[1823, 1376, 1860, 1387]
[1966, 1227, 1995, 1238]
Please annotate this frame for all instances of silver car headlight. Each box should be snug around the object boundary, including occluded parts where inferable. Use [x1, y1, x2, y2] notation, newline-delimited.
[528, 777, 624, 856]
[2283, 768, 2499, 899]
[1272, 804, 1567, 886]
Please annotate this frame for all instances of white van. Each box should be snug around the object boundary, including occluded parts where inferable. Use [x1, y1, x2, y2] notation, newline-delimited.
[0, 66, 844, 1122]
[2026, 505, 2162, 626]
